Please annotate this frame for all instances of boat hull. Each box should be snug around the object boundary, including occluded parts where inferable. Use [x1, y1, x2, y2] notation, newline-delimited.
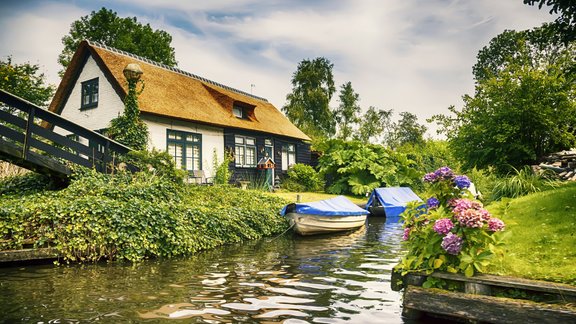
[286, 213, 367, 236]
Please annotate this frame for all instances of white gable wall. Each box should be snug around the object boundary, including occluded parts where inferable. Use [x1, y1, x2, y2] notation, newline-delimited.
[56, 55, 124, 132]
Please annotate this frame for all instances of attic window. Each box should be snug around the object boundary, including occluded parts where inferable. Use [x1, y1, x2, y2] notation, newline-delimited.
[233, 105, 244, 118]
[81, 78, 99, 110]
[232, 102, 255, 120]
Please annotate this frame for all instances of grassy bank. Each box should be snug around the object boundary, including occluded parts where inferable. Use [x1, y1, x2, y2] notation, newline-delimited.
[487, 181, 576, 285]
[0, 170, 290, 263]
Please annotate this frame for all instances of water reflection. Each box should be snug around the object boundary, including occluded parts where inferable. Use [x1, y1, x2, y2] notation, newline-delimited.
[0, 217, 413, 323]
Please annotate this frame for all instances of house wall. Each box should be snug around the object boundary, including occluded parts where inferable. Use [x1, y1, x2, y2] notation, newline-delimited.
[56, 55, 124, 133]
[144, 115, 224, 178]
[224, 128, 311, 184]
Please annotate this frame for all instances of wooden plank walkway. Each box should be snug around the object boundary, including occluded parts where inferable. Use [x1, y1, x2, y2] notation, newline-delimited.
[393, 270, 576, 323]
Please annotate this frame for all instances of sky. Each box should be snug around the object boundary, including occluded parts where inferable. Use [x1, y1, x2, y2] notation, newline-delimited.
[0, 0, 558, 137]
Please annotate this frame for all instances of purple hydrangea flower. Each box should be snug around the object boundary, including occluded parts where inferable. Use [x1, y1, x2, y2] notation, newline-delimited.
[427, 197, 440, 209]
[441, 233, 463, 255]
[433, 218, 454, 235]
[423, 172, 437, 183]
[434, 167, 454, 180]
[488, 218, 505, 232]
[402, 227, 411, 241]
[454, 175, 471, 189]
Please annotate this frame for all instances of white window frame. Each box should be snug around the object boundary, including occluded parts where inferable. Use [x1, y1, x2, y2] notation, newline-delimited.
[235, 135, 256, 167]
[281, 143, 296, 171]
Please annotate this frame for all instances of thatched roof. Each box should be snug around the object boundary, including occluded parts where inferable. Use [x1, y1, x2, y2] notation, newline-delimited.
[49, 40, 310, 141]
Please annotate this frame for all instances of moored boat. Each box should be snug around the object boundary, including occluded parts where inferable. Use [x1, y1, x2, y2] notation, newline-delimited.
[280, 196, 369, 236]
[366, 187, 424, 218]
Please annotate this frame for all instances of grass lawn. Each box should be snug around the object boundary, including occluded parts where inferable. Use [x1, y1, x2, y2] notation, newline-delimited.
[487, 181, 576, 285]
[270, 191, 367, 205]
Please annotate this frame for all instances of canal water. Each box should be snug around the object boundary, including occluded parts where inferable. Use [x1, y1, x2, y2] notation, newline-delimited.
[0, 217, 426, 323]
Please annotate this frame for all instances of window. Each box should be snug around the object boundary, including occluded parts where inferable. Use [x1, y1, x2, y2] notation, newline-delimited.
[233, 105, 243, 118]
[81, 78, 99, 109]
[281, 144, 296, 171]
[264, 139, 274, 158]
[166, 130, 202, 172]
[235, 135, 256, 167]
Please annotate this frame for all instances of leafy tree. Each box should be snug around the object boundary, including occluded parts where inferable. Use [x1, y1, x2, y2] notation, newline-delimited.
[59, 7, 177, 75]
[355, 106, 393, 143]
[387, 112, 427, 149]
[0, 56, 55, 108]
[472, 25, 570, 84]
[334, 81, 360, 140]
[432, 25, 576, 173]
[396, 139, 461, 175]
[282, 57, 336, 138]
[432, 62, 576, 172]
[524, 0, 576, 43]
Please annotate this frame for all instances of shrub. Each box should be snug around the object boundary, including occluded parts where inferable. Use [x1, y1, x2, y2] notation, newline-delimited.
[120, 149, 187, 183]
[212, 149, 234, 185]
[398, 166, 508, 277]
[282, 164, 324, 192]
[0, 167, 290, 262]
[316, 139, 421, 196]
[491, 166, 558, 201]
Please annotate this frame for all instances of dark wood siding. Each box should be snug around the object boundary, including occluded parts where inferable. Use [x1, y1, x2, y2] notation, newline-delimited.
[223, 127, 310, 183]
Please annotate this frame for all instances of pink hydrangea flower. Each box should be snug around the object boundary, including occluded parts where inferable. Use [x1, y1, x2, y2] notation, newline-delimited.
[403, 227, 411, 241]
[433, 218, 454, 235]
[488, 218, 505, 232]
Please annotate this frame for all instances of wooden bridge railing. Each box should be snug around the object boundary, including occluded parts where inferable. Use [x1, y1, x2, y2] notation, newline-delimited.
[0, 89, 132, 179]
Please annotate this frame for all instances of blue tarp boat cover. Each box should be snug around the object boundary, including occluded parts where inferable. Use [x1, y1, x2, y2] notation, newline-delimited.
[280, 196, 369, 217]
[366, 187, 423, 217]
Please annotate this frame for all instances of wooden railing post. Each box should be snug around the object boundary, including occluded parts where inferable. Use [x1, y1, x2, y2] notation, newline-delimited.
[22, 106, 35, 160]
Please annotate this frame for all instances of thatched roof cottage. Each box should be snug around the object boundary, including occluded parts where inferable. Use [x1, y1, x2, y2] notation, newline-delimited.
[49, 40, 311, 183]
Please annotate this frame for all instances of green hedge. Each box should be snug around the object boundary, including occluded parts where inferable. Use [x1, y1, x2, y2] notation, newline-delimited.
[0, 169, 289, 262]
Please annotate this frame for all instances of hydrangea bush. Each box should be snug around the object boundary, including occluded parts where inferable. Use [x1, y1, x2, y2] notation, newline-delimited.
[398, 167, 508, 277]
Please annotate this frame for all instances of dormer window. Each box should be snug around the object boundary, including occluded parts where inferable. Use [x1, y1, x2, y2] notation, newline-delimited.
[81, 77, 99, 110]
[232, 101, 255, 120]
[233, 104, 243, 118]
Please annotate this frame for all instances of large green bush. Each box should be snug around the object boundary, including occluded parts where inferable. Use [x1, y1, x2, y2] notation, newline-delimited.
[0, 166, 289, 262]
[281, 163, 324, 192]
[316, 139, 421, 196]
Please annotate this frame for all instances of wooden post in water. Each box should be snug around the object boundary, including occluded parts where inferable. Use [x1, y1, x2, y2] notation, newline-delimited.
[401, 274, 427, 319]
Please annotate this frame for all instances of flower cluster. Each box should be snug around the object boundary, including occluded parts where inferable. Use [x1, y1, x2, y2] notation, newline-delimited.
[400, 166, 507, 277]
[427, 197, 440, 209]
[433, 218, 454, 235]
[441, 233, 463, 255]
[451, 198, 491, 228]
[423, 166, 455, 183]
[454, 175, 471, 189]
[423, 166, 471, 190]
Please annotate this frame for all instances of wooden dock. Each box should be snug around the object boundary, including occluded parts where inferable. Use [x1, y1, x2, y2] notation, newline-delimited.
[392, 269, 576, 323]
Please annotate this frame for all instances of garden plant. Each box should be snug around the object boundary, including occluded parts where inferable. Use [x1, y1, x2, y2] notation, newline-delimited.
[398, 167, 508, 278]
